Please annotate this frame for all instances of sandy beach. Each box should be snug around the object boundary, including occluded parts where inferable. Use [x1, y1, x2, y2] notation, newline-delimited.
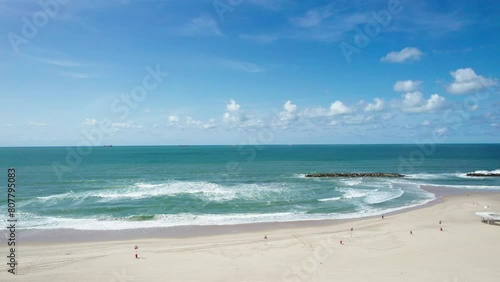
[3, 191, 500, 282]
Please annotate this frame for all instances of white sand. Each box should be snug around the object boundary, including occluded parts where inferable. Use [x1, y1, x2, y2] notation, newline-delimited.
[3, 193, 500, 282]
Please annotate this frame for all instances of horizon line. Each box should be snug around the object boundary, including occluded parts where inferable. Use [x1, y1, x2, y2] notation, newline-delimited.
[1, 142, 499, 148]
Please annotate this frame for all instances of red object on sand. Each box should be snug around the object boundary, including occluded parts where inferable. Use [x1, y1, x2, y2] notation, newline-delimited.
[340, 240, 343, 245]
[135, 253, 138, 259]
[440, 227, 443, 231]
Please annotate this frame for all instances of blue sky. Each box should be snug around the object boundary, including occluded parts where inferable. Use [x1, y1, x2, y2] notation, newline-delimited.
[0, 0, 499, 146]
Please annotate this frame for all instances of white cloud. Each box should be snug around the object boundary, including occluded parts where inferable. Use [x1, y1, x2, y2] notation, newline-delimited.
[24, 54, 81, 67]
[168, 115, 179, 124]
[436, 127, 448, 135]
[382, 113, 394, 120]
[61, 71, 94, 79]
[226, 99, 240, 112]
[239, 34, 278, 44]
[302, 100, 351, 117]
[329, 101, 351, 115]
[290, 5, 334, 27]
[302, 107, 327, 118]
[185, 116, 201, 126]
[167, 115, 216, 130]
[393, 80, 423, 92]
[422, 120, 431, 126]
[469, 104, 479, 111]
[27, 121, 48, 127]
[202, 119, 216, 129]
[224, 99, 242, 123]
[381, 47, 423, 63]
[446, 68, 497, 94]
[82, 118, 97, 126]
[220, 59, 266, 73]
[280, 100, 298, 122]
[401, 92, 445, 113]
[364, 98, 385, 112]
[343, 115, 374, 124]
[172, 16, 222, 37]
[111, 122, 133, 128]
[283, 100, 297, 113]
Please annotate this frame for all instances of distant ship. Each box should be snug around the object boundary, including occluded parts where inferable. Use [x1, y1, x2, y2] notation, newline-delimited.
[103, 145, 113, 147]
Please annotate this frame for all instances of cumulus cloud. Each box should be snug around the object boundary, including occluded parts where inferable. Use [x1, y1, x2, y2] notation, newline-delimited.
[435, 127, 449, 135]
[446, 68, 496, 94]
[381, 47, 423, 63]
[82, 118, 98, 126]
[422, 120, 431, 126]
[168, 115, 179, 124]
[283, 100, 297, 112]
[364, 98, 385, 112]
[185, 116, 201, 126]
[329, 101, 351, 115]
[303, 100, 351, 117]
[280, 100, 298, 122]
[223, 99, 249, 124]
[202, 119, 216, 129]
[394, 80, 423, 92]
[27, 121, 48, 127]
[226, 99, 240, 112]
[401, 92, 445, 113]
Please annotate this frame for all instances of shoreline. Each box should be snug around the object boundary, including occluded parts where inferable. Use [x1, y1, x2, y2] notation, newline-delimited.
[3, 191, 500, 281]
[12, 185, 499, 243]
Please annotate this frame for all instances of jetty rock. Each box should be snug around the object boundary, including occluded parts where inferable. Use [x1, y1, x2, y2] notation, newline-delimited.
[305, 173, 405, 178]
[466, 173, 500, 177]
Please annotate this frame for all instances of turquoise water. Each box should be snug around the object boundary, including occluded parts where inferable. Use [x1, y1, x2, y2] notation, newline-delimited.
[1, 144, 499, 230]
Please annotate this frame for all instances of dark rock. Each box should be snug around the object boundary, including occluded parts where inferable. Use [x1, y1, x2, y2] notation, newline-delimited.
[305, 173, 405, 178]
[466, 173, 500, 177]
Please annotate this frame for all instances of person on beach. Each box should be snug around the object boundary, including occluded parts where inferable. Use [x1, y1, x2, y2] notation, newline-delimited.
[382, 215, 384, 219]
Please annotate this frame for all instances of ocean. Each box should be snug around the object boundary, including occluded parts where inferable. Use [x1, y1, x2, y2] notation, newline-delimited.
[1, 144, 499, 230]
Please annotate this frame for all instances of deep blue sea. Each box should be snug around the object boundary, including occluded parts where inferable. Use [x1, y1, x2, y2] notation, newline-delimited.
[1, 144, 499, 230]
